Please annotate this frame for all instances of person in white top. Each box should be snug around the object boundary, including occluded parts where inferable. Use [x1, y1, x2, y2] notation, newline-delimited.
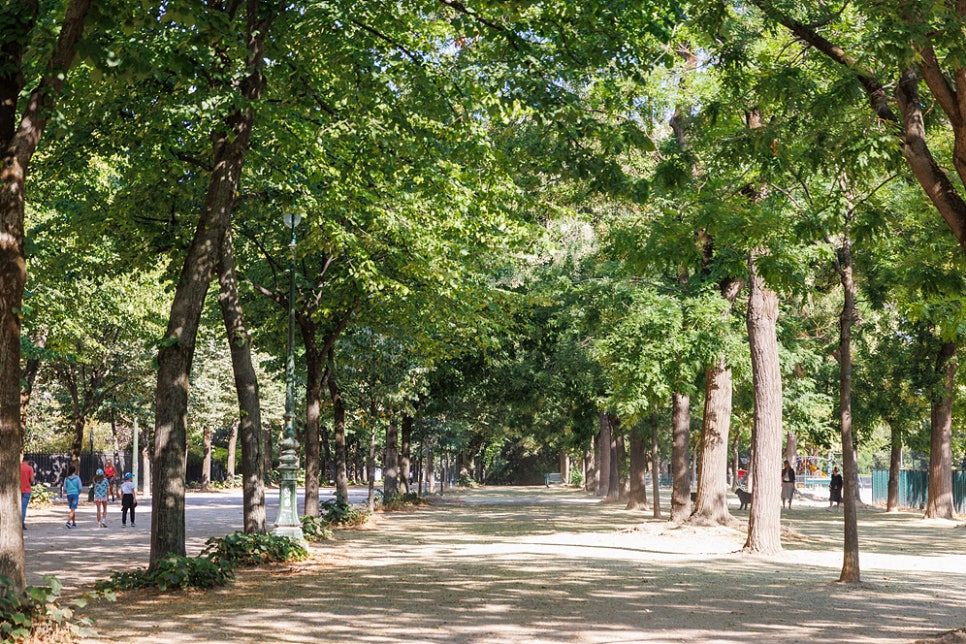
[120, 472, 137, 527]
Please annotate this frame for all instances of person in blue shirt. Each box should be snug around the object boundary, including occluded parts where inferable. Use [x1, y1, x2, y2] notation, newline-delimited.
[63, 465, 82, 528]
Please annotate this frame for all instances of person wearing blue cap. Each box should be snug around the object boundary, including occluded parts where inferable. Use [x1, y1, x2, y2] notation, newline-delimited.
[93, 468, 110, 527]
[120, 472, 137, 527]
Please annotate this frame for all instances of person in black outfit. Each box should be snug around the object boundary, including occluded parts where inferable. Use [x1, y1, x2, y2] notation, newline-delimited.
[828, 466, 843, 511]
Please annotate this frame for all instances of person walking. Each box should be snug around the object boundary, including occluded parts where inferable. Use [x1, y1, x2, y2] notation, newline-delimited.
[104, 460, 117, 502]
[93, 468, 110, 527]
[120, 472, 137, 527]
[20, 455, 35, 530]
[781, 459, 796, 509]
[828, 466, 844, 511]
[63, 465, 82, 528]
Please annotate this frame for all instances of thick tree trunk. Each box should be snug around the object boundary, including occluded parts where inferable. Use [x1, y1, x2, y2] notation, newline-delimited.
[925, 341, 957, 519]
[743, 251, 783, 556]
[886, 422, 901, 512]
[626, 424, 648, 510]
[384, 418, 399, 499]
[326, 355, 349, 505]
[151, 3, 271, 566]
[690, 278, 741, 527]
[400, 412, 413, 495]
[300, 330, 324, 518]
[606, 414, 620, 502]
[670, 392, 691, 522]
[836, 239, 860, 581]
[0, 1, 92, 589]
[217, 230, 264, 532]
[596, 411, 610, 497]
[615, 429, 627, 503]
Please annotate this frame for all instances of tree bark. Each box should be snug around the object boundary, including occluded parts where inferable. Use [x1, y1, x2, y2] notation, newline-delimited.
[384, 417, 399, 499]
[626, 423, 648, 510]
[690, 278, 741, 526]
[743, 250, 783, 556]
[606, 413, 620, 502]
[202, 425, 212, 491]
[650, 412, 661, 519]
[596, 411, 610, 497]
[217, 230, 265, 532]
[886, 422, 901, 513]
[400, 412, 413, 495]
[670, 392, 692, 522]
[835, 237, 860, 581]
[300, 326, 324, 519]
[926, 341, 957, 519]
[584, 447, 596, 493]
[150, 1, 272, 566]
[226, 419, 238, 480]
[326, 351, 349, 505]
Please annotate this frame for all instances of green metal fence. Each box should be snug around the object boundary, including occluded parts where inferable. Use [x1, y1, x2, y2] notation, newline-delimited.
[871, 470, 966, 512]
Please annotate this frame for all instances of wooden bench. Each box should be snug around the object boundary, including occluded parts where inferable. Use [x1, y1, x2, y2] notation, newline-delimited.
[544, 473, 564, 486]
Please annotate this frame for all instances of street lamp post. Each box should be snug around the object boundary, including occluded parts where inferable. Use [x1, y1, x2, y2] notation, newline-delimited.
[274, 212, 305, 541]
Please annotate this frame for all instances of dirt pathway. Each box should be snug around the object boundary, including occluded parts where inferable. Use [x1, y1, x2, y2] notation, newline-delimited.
[48, 486, 966, 643]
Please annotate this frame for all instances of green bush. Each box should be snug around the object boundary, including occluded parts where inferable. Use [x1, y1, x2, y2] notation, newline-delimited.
[28, 485, 55, 508]
[569, 469, 584, 487]
[320, 500, 369, 527]
[0, 575, 94, 643]
[95, 555, 233, 592]
[382, 492, 428, 512]
[300, 515, 333, 542]
[202, 532, 308, 567]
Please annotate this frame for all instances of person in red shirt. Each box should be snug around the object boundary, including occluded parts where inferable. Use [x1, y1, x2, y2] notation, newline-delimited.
[104, 460, 117, 502]
[20, 455, 35, 530]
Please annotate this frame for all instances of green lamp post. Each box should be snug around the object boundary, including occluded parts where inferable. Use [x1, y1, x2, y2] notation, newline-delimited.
[274, 212, 305, 541]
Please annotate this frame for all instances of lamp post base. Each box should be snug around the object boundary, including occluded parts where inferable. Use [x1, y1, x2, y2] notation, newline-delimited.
[273, 441, 305, 543]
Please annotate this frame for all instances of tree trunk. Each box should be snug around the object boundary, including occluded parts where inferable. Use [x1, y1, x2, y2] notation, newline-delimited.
[226, 419, 238, 480]
[217, 230, 264, 533]
[886, 422, 901, 512]
[925, 341, 957, 519]
[670, 392, 692, 522]
[626, 424, 648, 510]
[327, 353, 349, 505]
[367, 424, 377, 511]
[690, 278, 741, 527]
[0, 0, 92, 591]
[400, 412, 413, 495]
[606, 413, 620, 502]
[300, 329, 325, 519]
[596, 411, 610, 497]
[426, 443, 436, 494]
[615, 428, 627, 503]
[384, 417, 399, 499]
[650, 412, 661, 519]
[202, 426, 212, 491]
[835, 238, 861, 581]
[151, 2, 271, 567]
[584, 448, 596, 493]
[743, 250, 783, 555]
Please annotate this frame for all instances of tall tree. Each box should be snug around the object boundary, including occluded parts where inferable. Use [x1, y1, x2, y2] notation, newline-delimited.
[0, 0, 93, 591]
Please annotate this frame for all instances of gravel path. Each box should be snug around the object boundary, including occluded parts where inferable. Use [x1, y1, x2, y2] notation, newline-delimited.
[23, 486, 966, 643]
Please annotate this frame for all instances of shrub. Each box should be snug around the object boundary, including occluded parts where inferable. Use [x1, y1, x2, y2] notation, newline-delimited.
[202, 532, 308, 567]
[300, 515, 333, 542]
[569, 469, 584, 487]
[95, 555, 233, 592]
[0, 575, 94, 643]
[382, 492, 428, 512]
[28, 485, 55, 509]
[320, 500, 369, 527]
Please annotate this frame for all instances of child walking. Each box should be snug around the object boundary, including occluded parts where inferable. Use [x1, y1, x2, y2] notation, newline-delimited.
[120, 472, 137, 527]
[63, 465, 82, 528]
[93, 468, 110, 527]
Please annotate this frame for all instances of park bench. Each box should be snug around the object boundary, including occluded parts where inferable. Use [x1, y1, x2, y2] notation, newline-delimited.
[544, 472, 564, 487]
